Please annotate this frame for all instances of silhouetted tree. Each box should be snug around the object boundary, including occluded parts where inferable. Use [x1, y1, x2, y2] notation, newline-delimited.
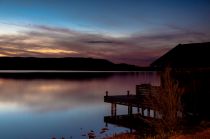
[147, 67, 184, 137]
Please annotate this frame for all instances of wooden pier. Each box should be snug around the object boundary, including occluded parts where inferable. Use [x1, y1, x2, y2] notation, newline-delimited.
[104, 84, 162, 131]
[104, 84, 160, 117]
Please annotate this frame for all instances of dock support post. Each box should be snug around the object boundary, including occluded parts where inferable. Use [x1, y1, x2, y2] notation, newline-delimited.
[137, 106, 140, 114]
[142, 108, 144, 116]
[106, 91, 108, 96]
[147, 108, 150, 117]
[130, 128, 133, 133]
[154, 110, 156, 118]
[111, 103, 117, 116]
[128, 105, 132, 115]
[127, 90, 130, 96]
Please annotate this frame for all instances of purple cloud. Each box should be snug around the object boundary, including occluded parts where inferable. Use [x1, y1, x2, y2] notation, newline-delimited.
[0, 24, 209, 66]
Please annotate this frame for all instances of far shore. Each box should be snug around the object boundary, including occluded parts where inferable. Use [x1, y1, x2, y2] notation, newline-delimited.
[0, 70, 158, 79]
[0, 70, 157, 73]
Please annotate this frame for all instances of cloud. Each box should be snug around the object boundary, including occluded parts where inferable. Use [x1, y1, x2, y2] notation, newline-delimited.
[0, 54, 8, 57]
[85, 40, 114, 44]
[0, 23, 209, 66]
[26, 48, 79, 55]
[31, 24, 80, 35]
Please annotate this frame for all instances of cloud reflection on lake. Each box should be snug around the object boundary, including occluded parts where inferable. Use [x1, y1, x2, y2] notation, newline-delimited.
[0, 72, 160, 113]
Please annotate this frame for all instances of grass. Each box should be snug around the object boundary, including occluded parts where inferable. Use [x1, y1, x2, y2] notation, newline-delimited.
[144, 67, 184, 137]
[105, 128, 210, 139]
[105, 133, 138, 139]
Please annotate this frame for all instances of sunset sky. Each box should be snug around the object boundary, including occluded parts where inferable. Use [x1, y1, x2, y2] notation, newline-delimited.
[0, 0, 210, 66]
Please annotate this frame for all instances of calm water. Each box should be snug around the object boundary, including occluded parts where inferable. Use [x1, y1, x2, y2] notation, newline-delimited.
[0, 72, 159, 139]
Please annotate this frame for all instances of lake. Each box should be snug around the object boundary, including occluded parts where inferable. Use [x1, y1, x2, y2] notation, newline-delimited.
[0, 72, 160, 139]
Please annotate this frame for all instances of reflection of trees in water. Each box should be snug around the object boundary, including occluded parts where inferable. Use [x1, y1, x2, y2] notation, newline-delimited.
[0, 72, 115, 80]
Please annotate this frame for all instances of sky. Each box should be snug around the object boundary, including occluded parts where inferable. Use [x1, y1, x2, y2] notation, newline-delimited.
[0, 0, 210, 66]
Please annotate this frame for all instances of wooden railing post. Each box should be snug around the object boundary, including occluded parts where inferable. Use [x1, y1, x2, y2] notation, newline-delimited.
[154, 110, 156, 118]
[142, 107, 145, 116]
[128, 105, 132, 115]
[137, 105, 140, 114]
[127, 90, 130, 96]
[106, 91, 108, 96]
[147, 108, 150, 117]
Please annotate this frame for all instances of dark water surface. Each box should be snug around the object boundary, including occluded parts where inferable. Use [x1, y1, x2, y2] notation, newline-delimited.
[0, 72, 159, 139]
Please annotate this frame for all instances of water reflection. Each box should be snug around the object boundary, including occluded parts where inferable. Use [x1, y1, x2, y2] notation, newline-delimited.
[0, 72, 159, 139]
[0, 79, 100, 112]
[0, 72, 160, 112]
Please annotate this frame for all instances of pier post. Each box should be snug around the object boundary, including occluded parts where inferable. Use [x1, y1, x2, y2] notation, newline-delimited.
[154, 110, 156, 118]
[147, 108, 150, 117]
[105, 122, 108, 127]
[137, 106, 140, 114]
[111, 103, 117, 116]
[106, 91, 108, 96]
[142, 108, 145, 116]
[127, 90, 130, 96]
[130, 128, 133, 133]
[128, 105, 132, 115]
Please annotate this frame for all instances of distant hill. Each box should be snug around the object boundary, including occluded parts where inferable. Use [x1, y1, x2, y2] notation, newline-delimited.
[0, 57, 147, 71]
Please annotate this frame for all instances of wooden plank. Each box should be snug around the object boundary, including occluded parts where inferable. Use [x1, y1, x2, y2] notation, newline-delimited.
[104, 95, 156, 109]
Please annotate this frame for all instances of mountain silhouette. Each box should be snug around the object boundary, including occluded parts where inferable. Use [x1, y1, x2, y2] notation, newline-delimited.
[0, 57, 143, 71]
[151, 42, 210, 69]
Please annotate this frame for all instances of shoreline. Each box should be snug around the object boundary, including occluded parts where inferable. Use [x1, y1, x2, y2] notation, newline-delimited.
[0, 70, 157, 73]
[105, 127, 210, 139]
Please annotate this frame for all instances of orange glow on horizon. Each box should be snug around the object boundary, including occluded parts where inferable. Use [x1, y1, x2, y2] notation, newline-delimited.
[0, 53, 8, 57]
[26, 48, 79, 54]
